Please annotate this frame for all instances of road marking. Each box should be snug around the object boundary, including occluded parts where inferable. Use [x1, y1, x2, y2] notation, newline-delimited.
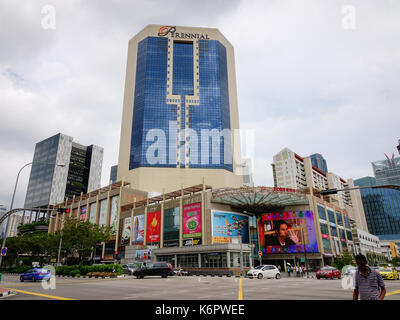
[386, 289, 400, 297]
[238, 277, 243, 300]
[8, 288, 75, 300]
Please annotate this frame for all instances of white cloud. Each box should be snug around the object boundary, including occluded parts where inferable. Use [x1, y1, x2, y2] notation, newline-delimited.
[0, 0, 399, 209]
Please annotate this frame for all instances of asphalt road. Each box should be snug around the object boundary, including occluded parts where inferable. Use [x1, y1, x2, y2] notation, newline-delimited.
[1, 273, 400, 300]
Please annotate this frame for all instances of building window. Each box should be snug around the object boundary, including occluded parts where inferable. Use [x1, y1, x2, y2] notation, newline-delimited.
[201, 252, 227, 268]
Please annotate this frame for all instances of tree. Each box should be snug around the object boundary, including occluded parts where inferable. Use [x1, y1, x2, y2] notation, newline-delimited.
[333, 250, 354, 271]
[61, 217, 114, 264]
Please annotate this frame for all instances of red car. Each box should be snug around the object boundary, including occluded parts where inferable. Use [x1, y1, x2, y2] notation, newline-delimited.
[316, 266, 341, 279]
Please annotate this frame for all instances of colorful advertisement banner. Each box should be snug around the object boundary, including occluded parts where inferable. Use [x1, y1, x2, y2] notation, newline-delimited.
[121, 217, 131, 245]
[135, 249, 151, 261]
[80, 206, 87, 221]
[146, 210, 161, 243]
[110, 196, 119, 232]
[132, 214, 145, 245]
[89, 203, 97, 224]
[183, 202, 202, 239]
[99, 199, 107, 226]
[258, 211, 319, 254]
[211, 211, 249, 244]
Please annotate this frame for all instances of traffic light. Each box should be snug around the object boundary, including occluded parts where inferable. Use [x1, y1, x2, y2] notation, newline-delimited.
[237, 257, 241, 264]
[57, 208, 70, 213]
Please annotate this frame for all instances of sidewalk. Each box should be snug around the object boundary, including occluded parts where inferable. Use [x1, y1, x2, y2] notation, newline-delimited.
[281, 272, 316, 278]
[0, 287, 14, 298]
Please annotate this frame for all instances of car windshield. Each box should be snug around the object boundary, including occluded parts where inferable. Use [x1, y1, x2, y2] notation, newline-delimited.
[320, 267, 334, 270]
[380, 268, 392, 272]
[254, 266, 264, 270]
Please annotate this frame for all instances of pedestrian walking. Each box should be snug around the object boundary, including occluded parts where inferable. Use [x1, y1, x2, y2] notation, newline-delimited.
[301, 265, 306, 277]
[296, 265, 300, 277]
[353, 254, 386, 300]
[287, 265, 291, 277]
[278, 265, 281, 272]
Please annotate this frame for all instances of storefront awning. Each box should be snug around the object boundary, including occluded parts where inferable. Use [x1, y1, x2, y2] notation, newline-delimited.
[211, 187, 310, 214]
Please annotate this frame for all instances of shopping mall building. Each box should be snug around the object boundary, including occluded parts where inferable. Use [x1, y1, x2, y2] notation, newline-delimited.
[50, 181, 355, 274]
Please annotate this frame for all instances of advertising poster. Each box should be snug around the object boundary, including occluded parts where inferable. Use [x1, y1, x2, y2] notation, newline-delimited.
[135, 249, 151, 261]
[110, 196, 119, 232]
[146, 210, 161, 243]
[89, 203, 97, 224]
[80, 206, 87, 221]
[211, 211, 249, 244]
[257, 211, 319, 254]
[132, 214, 145, 245]
[183, 202, 202, 239]
[121, 217, 131, 245]
[99, 200, 107, 226]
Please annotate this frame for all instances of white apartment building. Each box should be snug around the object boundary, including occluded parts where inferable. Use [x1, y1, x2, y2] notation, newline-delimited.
[5, 213, 31, 238]
[352, 228, 383, 256]
[272, 148, 368, 232]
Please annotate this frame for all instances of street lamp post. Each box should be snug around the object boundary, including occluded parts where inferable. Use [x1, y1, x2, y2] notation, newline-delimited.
[0, 162, 65, 267]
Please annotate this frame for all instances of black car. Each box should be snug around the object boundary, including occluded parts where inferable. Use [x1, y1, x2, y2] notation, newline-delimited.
[133, 262, 173, 279]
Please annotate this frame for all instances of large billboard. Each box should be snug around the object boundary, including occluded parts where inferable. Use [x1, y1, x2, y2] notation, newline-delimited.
[121, 217, 131, 245]
[211, 210, 249, 244]
[99, 199, 107, 226]
[132, 214, 145, 245]
[110, 196, 119, 232]
[146, 210, 161, 243]
[183, 202, 201, 239]
[258, 211, 319, 254]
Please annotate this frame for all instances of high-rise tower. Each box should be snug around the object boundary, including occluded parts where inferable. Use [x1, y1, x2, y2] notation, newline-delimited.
[117, 25, 243, 192]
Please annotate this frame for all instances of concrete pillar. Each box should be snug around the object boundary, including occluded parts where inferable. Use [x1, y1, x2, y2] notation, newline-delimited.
[198, 253, 202, 268]
[227, 251, 231, 268]
[174, 254, 178, 268]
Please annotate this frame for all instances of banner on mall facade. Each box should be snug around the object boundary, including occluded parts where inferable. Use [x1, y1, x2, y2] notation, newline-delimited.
[80, 206, 87, 221]
[183, 202, 202, 239]
[110, 196, 119, 232]
[132, 214, 145, 245]
[121, 217, 131, 245]
[99, 199, 107, 226]
[211, 210, 249, 244]
[146, 210, 161, 243]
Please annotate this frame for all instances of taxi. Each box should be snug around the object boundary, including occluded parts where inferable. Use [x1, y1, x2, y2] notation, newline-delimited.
[378, 267, 399, 280]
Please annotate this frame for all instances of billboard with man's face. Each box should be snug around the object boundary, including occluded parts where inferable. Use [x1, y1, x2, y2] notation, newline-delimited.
[258, 211, 319, 254]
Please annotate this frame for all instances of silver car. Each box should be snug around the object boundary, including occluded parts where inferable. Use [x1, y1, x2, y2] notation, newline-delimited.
[122, 264, 136, 275]
[247, 265, 281, 279]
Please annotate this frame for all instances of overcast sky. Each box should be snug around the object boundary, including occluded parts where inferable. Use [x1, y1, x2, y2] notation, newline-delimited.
[1, 0, 399, 209]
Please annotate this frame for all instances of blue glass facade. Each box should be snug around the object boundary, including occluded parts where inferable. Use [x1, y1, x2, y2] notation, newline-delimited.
[129, 37, 232, 171]
[310, 153, 328, 174]
[354, 177, 400, 240]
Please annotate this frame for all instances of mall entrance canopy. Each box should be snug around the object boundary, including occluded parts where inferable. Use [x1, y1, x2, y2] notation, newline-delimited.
[211, 187, 310, 214]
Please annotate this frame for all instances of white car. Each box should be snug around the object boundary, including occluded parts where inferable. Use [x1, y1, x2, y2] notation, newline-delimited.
[247, 265, 281, 279]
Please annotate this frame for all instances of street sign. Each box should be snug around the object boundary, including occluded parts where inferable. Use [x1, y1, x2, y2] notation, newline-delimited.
[1, 247, 7, 256]
[258, 251, 262, 256]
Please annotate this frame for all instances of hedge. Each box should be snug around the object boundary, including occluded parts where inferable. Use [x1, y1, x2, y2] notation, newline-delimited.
[55, 264, 123, 276]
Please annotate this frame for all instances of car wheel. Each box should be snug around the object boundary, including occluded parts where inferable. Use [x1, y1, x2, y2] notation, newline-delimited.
[275, 273, 281, 279]
[316, 277, 320, 280]
[338, 275, 341, 279]
[20, 277, 24, 282]
[33, 276, 37, 282]
[257, 273, 263, 279]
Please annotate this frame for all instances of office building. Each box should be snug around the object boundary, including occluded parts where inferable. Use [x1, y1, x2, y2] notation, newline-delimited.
[24, 133, 103, 213]
[117, 25, 243, 193]
[354, 176, 400, 241]
[110, 165, 118, 184]
[372, 156, 400, 186]
[0, 204, 7, 240]
[310, 153, 328, 174]
[272, 148, 368, 232]
[5, 213, 31, 238]
[241, 158, 254, 187]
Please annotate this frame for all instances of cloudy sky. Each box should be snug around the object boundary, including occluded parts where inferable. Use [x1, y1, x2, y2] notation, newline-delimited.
[1, 0, 399, 209]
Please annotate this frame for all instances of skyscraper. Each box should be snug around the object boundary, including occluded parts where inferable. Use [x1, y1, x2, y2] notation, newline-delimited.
[354, 176, 400, 241]
[24, 133, 103, 210]
[117, 25, 243, 192]
[372, 156, 400, 186]
[310, 153, 328, 174]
